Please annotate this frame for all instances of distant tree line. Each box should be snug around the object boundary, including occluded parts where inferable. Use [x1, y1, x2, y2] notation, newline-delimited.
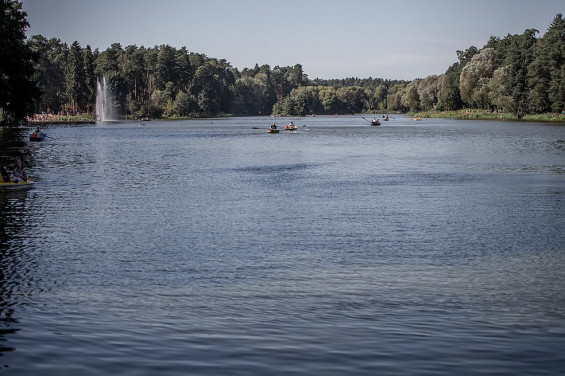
[26, 38, 407, 118]
[1, 0, 564, 124]
[400, 13, 565, 116]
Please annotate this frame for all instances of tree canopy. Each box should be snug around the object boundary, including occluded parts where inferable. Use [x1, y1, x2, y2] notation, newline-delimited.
[0, 0, 40, 124]
[2, 2, 565, 121]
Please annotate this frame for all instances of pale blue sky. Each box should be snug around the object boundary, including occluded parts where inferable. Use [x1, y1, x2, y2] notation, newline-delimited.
[21, 0, 564, 80]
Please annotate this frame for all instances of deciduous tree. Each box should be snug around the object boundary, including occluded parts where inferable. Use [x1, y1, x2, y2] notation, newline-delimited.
[0, 0, 40, 123]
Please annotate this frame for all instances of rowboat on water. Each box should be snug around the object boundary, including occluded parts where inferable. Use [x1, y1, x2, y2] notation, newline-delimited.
[267, 123, 280, 133]
[370, 119, 381, 126]
[29, 133, 46, 141]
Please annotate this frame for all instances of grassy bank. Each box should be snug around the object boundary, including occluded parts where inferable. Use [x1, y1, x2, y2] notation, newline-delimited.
[413, 110, 565, 123]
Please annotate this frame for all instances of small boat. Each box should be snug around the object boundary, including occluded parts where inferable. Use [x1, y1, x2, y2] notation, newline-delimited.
[414, 116, 422, 121]
[370, 119, 381, 126]
[284, 125, 297, 131]
[0, 178, 35, 191]
[267, 129, 280, 133]
[29, 133, 46, 141]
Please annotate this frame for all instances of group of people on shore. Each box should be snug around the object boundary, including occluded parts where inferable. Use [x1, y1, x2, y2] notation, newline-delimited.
[26, 112, 94, 123]
[1, 159, 28, 184]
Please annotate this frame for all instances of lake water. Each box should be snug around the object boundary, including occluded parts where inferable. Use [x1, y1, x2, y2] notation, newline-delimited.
[1, 115, 564, 375]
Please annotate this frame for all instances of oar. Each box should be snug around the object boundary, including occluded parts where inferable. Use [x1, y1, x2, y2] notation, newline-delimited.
[361, 117, 372, 123]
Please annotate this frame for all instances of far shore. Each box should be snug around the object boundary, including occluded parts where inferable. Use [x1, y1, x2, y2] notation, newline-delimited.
[23, 110, 565, 125]
[413, 110, 565, 123]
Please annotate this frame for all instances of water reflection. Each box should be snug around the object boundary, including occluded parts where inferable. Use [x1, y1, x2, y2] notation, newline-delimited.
[0, 127, 32, 168]
[0, 125, 41, 367]
[0, 191, 34, 365]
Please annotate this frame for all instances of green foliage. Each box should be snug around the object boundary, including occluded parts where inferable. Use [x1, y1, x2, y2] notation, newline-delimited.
[502, 29, 538, 115]
[536, 14, 565, 113]
[401, 80, 421, 112]
[417, 75, 445, 110]
[232, 76, 267, 115]
[18, 11, 565, 120]
[437, 86, 462, 111]
[459, 48, 495, 108]
[0, 0, 40, 124]
[387, 82, 408, 112]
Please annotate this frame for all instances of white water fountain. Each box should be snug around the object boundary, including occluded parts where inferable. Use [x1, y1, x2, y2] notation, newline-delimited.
[96, 74, 117, 121]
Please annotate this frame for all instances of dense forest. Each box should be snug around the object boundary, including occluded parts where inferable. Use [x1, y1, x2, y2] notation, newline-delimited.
[26, 39, 407, 119]
[1, 0, 565, 124]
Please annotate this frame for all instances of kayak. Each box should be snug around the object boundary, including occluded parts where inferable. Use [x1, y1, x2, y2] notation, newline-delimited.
[0, 179, 35, 190]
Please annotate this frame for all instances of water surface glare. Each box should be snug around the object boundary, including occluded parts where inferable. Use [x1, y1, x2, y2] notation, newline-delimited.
[1, 116, 564, 375]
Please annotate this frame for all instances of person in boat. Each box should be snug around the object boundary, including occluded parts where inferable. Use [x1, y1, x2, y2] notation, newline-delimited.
[270, 123, 277, 130]
[11, 159, 28, 183]
[31, 127, 42, 139]
[289, 121, 295, 129]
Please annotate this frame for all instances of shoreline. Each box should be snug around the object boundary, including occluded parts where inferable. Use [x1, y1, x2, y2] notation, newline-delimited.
[23, 111, 565, 125]
[413, 110, 565, 123]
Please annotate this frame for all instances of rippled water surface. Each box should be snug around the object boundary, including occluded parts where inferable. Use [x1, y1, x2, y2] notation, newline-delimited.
[1, 116, 564, 375]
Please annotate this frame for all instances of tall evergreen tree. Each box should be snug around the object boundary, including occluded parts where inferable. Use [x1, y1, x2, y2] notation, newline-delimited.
[82, 45, 97, 112]
[64, 41, 85, 113]
[544, 14, 565, 112]
[503, 29, 537, 116]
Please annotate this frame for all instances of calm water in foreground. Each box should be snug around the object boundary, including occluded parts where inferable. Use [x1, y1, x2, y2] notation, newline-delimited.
[1, 115, 564, 375]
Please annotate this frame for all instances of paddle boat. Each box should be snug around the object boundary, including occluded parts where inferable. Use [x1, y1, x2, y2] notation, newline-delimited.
[0, 177, 35, 190]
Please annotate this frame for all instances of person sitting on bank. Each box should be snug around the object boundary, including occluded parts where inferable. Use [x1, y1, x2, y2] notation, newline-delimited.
[11, 159, 28, 183]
